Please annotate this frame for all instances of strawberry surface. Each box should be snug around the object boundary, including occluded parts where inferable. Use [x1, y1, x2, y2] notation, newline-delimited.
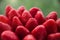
[0, 5, 60, 40]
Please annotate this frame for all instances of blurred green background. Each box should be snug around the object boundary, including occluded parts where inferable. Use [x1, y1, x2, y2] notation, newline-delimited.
[0, 0, 60, 17]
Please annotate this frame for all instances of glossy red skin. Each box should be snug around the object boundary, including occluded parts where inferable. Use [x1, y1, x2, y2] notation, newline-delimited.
[23, 34, 36, 40]
[8, 9, 20, 21]
[18, 15, 26, 26]
[35, 11, 45, 25]
[48, 33, 60, 40]
[31, 25, 47, 40]
[1, 31, 19, 40]
[5, 5, 12, 17]
[0, 5, 59, 40]
[0, 22, 11, 34]
[43, 19, 57, 34]
[17, 6, 25, 15]
[22, 10, 32, 25]
[25, 18, 38, 31]
[12, 16, 23, 31]
[29, 7, 40, 17]
[46, 11, 57, 21]
[0, 15, 9, 24]
[15, 26, 30, 40]
[0, 22, 11, 39]
[56, 18, 60, 32]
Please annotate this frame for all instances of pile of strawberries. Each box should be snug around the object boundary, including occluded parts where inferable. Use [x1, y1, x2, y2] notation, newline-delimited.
[0, 5, 60, 40]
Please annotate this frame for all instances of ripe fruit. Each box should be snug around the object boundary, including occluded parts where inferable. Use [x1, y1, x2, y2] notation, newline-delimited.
[29, 7, 40, 17]
[48, 33, 60, 40]
[0, 22, 11, 40]
[25, 18, 38, 31]
[31, 25, 47, 40]
[0, 22, 11, 34]
[35, 11, 45, 24]
[0, 5, 60, 40]
[1, 31, 19, 40]
[8, 9, 20, 21]
[12, 16, 23, 31]
[17, 6, 25, 16]
[56, 18, 60, 32]
[0, 15, 9, 24]
[46, 11, 57, 21]
[43, 19, 57, 34]
[22, 10, 32, 25]
[23, 34, 36, 40]
[15, 26, 30, 40]
[5, 5, 12, 17]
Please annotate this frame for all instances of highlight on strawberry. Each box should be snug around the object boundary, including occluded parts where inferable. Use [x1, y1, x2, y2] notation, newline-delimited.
[0, 5, 60, 40]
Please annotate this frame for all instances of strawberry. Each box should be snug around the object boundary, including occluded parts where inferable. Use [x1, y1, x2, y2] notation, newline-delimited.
[5, 5, 12, 17]
[43, 19, 57, 34]
[35, 11, 45, 25]
[56, 18, 60, 32]
[46, 11, 57, 21]
[17, 6, 25, 15]
[48, 33, 60, 40]
[0, 22, 11, 34]
[22, 10, 32, 25]
[0, 15, 9, 24]
[0, 5, 60, 40]
[25, 18, 38, 31]
[23, 34, 36, 40]
[12, 16, 23, 31]
[29, 7, 40, 17]
[8, 9, 20, 21]
[1, 31, 19, 40]
[15, 26, 30, 40]
[18, 15, 26, 26]
[0, 22, 11, 39]
[31, 25, 47, 40]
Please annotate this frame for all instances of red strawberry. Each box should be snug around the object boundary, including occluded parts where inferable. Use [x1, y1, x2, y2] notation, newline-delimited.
[0, 15, 9, 24]
[56, 18, 60, 32]
[18, 15, 26, 26]
[25, 18, 38, 31]
[23, 34, 36, 40]
[48, 33, 60, 40]
[29, 7, 40, 17]
[5, 5, 12, 17]
[0, 22, 11, 39]
[1, 31, 19, 40]
[22, 10, 32, 25]
[15, 26, 30, 40]
[12, 16, 23, 31]
[17, 6, 25, 15]
[31, 25, 47, 40]
[46, 11, 57, 21]
[8, 9, 20, 21]
[0, 22, 11, 35]
[43, 19, 57, 34]
[35, 11, 45, 25]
